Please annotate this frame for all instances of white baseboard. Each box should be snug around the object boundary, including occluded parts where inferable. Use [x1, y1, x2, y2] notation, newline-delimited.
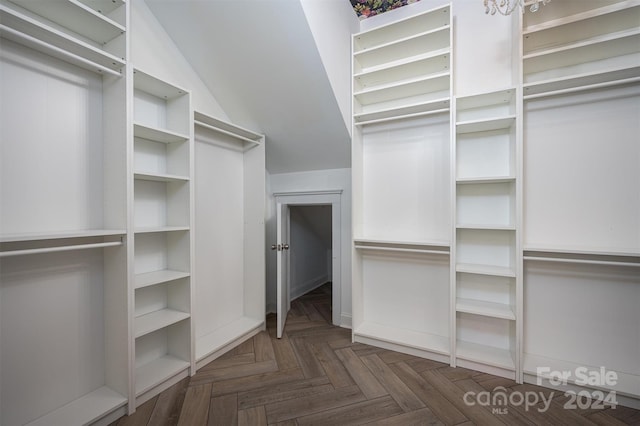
[340, 314, 352, 329]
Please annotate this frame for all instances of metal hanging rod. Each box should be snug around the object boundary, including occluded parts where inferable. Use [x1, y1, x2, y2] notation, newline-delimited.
[0, 241, 123, 258]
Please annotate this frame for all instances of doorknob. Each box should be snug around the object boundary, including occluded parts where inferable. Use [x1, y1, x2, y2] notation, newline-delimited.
[283, 244, 289, 250]
[271, 244, 281, 251]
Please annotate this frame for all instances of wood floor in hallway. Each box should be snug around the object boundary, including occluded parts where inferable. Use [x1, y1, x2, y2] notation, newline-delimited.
[111, 284, 640, 425]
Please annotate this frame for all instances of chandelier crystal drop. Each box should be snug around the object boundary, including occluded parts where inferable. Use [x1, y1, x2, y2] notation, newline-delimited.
[484, 0, 551, 15]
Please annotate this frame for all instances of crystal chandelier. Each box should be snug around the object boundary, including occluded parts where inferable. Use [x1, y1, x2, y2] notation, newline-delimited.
[484, 0, 551, 15]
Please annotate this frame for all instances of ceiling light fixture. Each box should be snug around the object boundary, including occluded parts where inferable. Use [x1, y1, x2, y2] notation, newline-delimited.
[484, 0, 551, 15]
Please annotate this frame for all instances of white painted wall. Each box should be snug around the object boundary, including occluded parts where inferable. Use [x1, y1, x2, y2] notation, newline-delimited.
[300, 0, 360, 134]
[131, 0, 228, 119]
[267, 168, 352, 327]
[289, 206, 332, 300]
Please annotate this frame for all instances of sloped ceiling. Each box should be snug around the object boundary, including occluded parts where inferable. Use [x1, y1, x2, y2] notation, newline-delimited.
[144, 0, 352, 174]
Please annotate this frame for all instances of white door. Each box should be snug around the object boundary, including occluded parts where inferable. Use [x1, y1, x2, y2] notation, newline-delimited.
[276, 202, 290, 338]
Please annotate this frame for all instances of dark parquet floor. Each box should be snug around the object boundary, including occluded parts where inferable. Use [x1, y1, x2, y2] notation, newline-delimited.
[111, 283, 640, 425]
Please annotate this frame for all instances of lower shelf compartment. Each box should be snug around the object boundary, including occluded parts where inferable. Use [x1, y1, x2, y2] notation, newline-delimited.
[456, 298, 515, 320]
[27, 386, 126, 426]
[354, 322, 449, 356]
[456, 340, 515, 371]
[135, 355, 190, 396]
[196, 316, 264, 362]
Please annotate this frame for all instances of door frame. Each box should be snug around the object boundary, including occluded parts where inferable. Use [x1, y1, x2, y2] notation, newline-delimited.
[273, 190, 342, 326]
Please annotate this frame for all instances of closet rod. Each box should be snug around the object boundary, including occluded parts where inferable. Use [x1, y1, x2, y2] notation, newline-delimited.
[523, 76, 640, 100]
[523, 256, 640, 268]
[355, 245, 450, 255]
[0, 241, 122, 257]
[194, 120, 261, 146]
[0, 25, 122, 77]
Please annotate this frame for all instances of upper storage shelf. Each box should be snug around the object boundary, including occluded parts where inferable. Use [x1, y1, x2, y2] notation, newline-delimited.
[522, 0, 640, 97]
[133, 69, 190, 137]
[0, 1, 126, 75]
[352, 3, 452, 126]
[352, 4, 450, 53]
[8, 0, 126, 45]
[194, 111, 263, 150]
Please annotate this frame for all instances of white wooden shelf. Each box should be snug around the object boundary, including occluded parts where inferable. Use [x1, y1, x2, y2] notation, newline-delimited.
[134, 172, 190, 183]
[456, 89, 515, 112]
[135, 355, 190, 396]
[354, 26, 450, 70]
[523, 245, 640, 258]
[0, 229, 125, 243]
[194, 111, 263, 148]
[354, 72, 449, 106]
[26, 386, 126, 426]
[134, 309, 190, 338]
[77, 0, 124, 16]
[196, 316, 264, 361]
[456, 224, 515, 231]
[9, 0, 125, 45]
[134, 269, 191, 290]
[353, 4, 450, 52]
[355, 322, 449, 355]
[0, 5, 125, 75]
[354, 50, 450, 91]
[456, 263, 516, 278]
[134, 226, 190, 234]
[354, 97, 449, 125]
[456, 176, 515, 185]
[457, 340, 515, 371]
[456, 298, 515, 320]
[523, 65, 640, 98]
[456, 116, 515, 134]
[522, 1, 640, 98]
[133, 123, 189, 144]
[522, 1, 640, 35]
[133, 69, 188, 100]
[354, 238, 450, 249]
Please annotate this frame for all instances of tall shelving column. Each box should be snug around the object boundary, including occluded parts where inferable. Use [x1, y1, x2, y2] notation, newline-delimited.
[351, 4, 453, 363]
[192, 112, 266, 369]
[0, 0, 130, 424]
[521, 0, 640, 404]
[131, 69, 194, 407]
[451, 89, 521, 380]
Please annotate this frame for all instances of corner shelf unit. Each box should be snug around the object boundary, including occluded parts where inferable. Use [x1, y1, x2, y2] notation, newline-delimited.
[0, 0, 130, 423]
[452, 88, 521, 379]
[193, 111, 266, 369]
[522, 0, 640, 98]
[131, 69, 194, 405]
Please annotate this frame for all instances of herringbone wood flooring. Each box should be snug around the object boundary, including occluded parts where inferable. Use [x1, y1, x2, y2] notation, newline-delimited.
[112, 284, 640, 425]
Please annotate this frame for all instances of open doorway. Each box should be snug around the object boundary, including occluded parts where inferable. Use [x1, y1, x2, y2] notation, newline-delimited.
[288, 205, 332, 324]
[273, 190, 342, 338]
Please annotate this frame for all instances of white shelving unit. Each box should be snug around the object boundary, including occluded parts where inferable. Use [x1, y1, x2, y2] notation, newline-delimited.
[192, 111, 266, 369]
[131, 69, 194, 406]
[351, 3, 453, 364]
[521, 0, 640, 404]
[0, 0, 126, 75]
[522, 0, 640, 98]
[452, 88, 520, 379]
[0, 0, 130, 423]
[352, 4, 451, 126]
